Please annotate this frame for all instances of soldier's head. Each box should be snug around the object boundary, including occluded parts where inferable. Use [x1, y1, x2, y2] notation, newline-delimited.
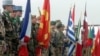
[14, 6, 22, 17]
[56, 23, 65, 31]
[61, 24, 65, 31]
[9, 5, 17, 18]
[9, 11, 16, 18]
[36, 16, 41, 23]
[50, 21, 56, 30]
[55, 20, 62, 24]
[31, 15, 36, 24]
[2, 0, 13, 12]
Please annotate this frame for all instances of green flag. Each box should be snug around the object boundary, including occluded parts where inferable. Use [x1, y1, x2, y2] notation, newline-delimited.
[76, 19, 81, 39]
[88, 27, 95, 39]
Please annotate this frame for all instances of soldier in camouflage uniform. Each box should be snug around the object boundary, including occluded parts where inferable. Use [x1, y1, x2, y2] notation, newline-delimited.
[7, 6, 19, 56]
[14, 5, 22, 33]
[0, 10, 6, 55]
[1, 0, 15, 55]
[0, 10, 5, 41]
[51, 23, 65, 56]
[49, 21, 56, 56]
[13, 6, 22, 56]
[27, 15, 39, 56]
[8, 5, 23, 56]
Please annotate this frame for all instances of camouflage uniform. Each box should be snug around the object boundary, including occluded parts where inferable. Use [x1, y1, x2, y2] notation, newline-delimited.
[49, 29, 56, 56]
[0, 11, 5, 40]
[0, 11, 6, 56]
[10, 17, 19, 56]
[50, 23, 65, 56]
[49, 21, 56, 56]
[55, 30, 65, 56]
[2, 11, 17, 56]
[11, 6, 22, 56]
[28, 23, 39, 56]
[2, 0, 16, 55]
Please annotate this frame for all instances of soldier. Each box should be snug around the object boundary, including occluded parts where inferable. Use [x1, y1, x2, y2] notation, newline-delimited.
[14, 5, 23, 56]
[1, 0, 14, 55]
[9, 5, 23, 56]
[7, 5, 19, 56]
[49, 21, 56, 56]
[52, 23, 65, 56]
[27, 15, 39, 56]
[0, 10, 6, 56]
[14, 5, 22, 34]
[0, 10, 5, 41]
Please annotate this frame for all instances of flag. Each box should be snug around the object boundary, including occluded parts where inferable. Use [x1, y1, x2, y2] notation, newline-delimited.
[91, 27, 95, 55]
[92, 29, 100, 56]
[91, 27, 95, 38]
[35, 0, 50, 56]
[86, 27, 94, 46]
[35, 47, 42, 56]
[36, 0, 50, 48]
[82, 4, 89, 47]
[67, 6, 76, 56]
[88, 27, 95, 39]
[88, 27, 92, 39]
[76, 19, 82, 56]
[67, 42, 75, 56]
[18, 0, 31, 56]
[67, 10, 76, 42]
[71, 5, 75, 22]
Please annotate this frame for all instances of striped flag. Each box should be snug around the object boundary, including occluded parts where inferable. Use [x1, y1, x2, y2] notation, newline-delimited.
[18, 0, 31, 56]
[67, 10, 76, 42]
[76, 19, 82, 56]
[67, 7, 76, 56]
[67, 41, 75, 56]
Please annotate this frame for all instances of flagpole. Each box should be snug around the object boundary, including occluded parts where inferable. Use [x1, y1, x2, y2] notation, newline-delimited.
[38, 7, 41, 16]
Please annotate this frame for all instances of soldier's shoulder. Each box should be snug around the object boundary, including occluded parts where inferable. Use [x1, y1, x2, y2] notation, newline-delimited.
[0, 13, 3, 20]
[1, 11, 6, 17]
[1, 11, 9, 17]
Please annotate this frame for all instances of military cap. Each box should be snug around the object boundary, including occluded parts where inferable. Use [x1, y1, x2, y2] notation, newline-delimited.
[56, 20, 62, 24]
[13, 5, 16, 11]
[56, 23, 63, 29]
[50, 21, 56, 25]
[13, 6, 22, 11]
[2, 0, 13, 6]
[16, 6, 22, 11]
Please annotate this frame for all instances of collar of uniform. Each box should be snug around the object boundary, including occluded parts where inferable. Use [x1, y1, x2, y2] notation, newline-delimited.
[3, 10, 10, 17]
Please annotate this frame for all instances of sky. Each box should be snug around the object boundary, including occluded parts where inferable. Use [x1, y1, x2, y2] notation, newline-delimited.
[0, 0, 100, 26]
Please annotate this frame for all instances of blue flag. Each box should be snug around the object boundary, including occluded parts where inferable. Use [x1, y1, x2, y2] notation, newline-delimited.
[19, 0, 31, 43]
[67, 10, 76, 56]
[18, 0, 31, 56]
